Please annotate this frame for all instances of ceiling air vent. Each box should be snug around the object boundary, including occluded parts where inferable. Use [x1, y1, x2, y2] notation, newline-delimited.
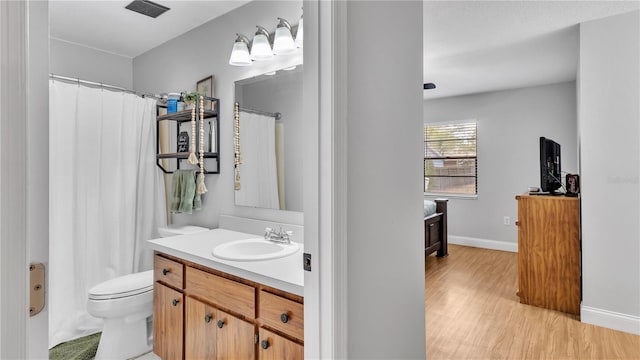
[125, 0, 170, 19]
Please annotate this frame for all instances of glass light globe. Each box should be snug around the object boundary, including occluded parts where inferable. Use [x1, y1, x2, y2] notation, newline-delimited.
[295, 17, 303, 48]
[273, 26, 296, 55]
[229, 41, 251, 66]
[251, 33, 273, 60]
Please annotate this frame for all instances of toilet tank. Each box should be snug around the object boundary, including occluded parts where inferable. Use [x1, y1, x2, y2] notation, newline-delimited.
[157, 225, 209, 238]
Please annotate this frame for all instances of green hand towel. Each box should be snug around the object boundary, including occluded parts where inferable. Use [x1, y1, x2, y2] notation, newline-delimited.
[170, 169, 201, 214]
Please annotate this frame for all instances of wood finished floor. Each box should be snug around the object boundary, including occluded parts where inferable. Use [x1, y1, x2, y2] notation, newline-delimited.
[425, 245, 640, 360]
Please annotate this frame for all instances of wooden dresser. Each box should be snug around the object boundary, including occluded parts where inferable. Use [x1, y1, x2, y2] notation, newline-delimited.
[515, 194, 581, 315]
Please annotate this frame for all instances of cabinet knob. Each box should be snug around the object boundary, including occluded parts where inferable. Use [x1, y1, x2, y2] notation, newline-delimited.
[172, 298, 180, 306]
[217, 319, 224, 329]
[162, 268, 170, 276]
[261, 340, 270, 350]
[205, 314, 212, 323]
[280, 313, 289, 323]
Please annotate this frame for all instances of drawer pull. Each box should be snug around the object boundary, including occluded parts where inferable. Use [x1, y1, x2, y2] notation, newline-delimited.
[261, 340, 269, 350]
[280, 313, 289, 323]
[172, 298, 180, 306]
[217, 319, 224, 329]
[162, 268, 170, 276]
[204, 314, 212, 323]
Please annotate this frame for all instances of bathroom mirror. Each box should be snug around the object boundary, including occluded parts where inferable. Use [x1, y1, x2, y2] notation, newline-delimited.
[234, 65, 303, 212]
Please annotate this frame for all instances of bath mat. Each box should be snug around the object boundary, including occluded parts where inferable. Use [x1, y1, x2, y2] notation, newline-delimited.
[49, 332, 101, 360]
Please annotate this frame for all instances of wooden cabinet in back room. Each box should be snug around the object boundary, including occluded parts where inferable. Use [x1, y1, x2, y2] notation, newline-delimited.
[515, 194, 581, 315]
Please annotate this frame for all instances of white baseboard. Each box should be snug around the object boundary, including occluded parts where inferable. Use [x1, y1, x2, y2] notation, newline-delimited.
[581, 305, 640, 335]
[448, 235, 518, 253]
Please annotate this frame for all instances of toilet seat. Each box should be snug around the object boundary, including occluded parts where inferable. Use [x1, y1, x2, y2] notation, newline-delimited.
[88, 270, 153, 300]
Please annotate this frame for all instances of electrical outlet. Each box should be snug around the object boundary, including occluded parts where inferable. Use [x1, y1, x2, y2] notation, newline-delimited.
[503, 216, 510, 226]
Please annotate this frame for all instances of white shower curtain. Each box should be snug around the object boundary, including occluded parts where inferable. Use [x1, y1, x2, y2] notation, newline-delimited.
[235, 111, 280, 209]
[48, 80, 166, 347]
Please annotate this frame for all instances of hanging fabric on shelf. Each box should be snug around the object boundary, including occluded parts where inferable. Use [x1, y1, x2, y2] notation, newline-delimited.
[197, 95, 208, 194]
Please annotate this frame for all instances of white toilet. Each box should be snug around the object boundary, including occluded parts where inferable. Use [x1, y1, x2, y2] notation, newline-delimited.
[87, 225, 208, 360]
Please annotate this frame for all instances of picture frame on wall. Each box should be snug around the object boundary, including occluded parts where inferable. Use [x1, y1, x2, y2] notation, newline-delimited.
[196, 75, 214, 110]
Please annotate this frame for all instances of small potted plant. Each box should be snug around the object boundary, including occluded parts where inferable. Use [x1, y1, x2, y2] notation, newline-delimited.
[183, 91, 200, 109]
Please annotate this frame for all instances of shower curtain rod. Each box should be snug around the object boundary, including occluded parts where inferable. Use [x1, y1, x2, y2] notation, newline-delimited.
[239, 107, 281, 120]
[49, 74, 163, 100]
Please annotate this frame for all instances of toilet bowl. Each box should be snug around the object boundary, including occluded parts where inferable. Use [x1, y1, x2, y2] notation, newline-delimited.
[86, 225, 209, 360]
[87, 271, 154, 359]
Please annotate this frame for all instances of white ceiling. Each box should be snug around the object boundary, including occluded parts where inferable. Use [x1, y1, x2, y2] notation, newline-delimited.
[49, 0, 251, 58]
[423, 1, 640, 99]
[50, 1, 639, 98]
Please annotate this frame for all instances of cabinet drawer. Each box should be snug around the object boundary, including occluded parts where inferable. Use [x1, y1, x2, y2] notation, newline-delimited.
[186, 266, 255, 319]
[154, 254, 184, 289]
[258, 327, 303, 360]
[259, 290, 303, 341]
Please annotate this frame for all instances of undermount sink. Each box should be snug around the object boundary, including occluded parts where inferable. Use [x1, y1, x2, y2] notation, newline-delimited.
[212, 238, 300, 261]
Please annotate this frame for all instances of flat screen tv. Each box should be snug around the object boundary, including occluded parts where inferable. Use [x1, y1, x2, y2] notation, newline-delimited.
[540, 137, 562, 193]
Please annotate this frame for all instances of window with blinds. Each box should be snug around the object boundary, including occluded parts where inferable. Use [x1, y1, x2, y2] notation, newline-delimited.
[424, 121, 477, 195]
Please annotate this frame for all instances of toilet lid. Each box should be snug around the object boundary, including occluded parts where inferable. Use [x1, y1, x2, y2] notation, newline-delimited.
[88, 270, 153, 300]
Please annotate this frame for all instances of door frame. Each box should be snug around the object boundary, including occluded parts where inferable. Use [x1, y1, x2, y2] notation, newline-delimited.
[303, 1, 348, 358]
[0, 0, 29, 358]
[0, 1, 49, 357]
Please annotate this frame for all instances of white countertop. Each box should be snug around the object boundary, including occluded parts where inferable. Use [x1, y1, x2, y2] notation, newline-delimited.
[148, 228, 304, 296]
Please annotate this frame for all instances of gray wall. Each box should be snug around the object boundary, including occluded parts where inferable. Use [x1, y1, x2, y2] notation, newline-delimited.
[239, 68, 304, 211]
[133, 1, 303, 228]
[579, 10, 639, 333]
[424, 82, 578, 246]
[50, 38, 133, 89]
[346, 1, 426, 358]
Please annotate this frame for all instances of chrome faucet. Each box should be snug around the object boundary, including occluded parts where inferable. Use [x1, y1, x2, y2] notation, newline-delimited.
[264, 226, 293, 244]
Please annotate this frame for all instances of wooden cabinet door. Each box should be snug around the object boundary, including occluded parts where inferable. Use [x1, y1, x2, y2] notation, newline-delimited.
[517, 195, 581, 315]
[215, 309, 256, 360]
[185, 297, 216, 359]
[258, 328, 303, 360]
[153, 282, 184, 359]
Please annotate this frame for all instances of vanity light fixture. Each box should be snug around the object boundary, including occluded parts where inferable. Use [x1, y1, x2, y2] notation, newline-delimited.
[228, 34, 252, 66]
[273, 18, 296, 55]
[250, 26, 273, 60]
[294, 14, 303, 48]
[229, 13, 302, 67]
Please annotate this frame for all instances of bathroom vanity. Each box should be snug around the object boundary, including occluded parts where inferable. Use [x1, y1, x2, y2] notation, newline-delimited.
[148, 229, 304, 359]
